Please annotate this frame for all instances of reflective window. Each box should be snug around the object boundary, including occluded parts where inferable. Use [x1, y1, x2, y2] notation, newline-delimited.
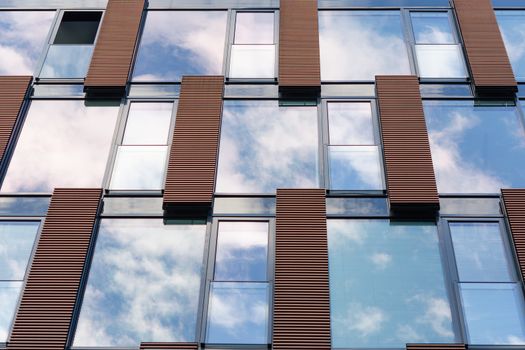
[122, 103, 172, 145]
[229, 12, 275, 79]
[327, 102, 384, 190]
[133, 11, 227, 82]
[53, 11, 101, 44]
[0, 221, 39, 342]
[319, 11, 410, 81]
[0, 11, 54, 75]
[424, 101, 525, 193]
[496, 11, 525, 80]
[328, 220, 456, 348]
[74, 219, 206, 346]
[216, 101, 318, 194]
[2, 100, 119, 193]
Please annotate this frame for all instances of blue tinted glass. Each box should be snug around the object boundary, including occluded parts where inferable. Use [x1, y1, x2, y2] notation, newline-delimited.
[411, 12, 454, 44]
[40, 45, 93, 78]
[328, 220, 456, 348]
[326, 197, 388, 216]
[74, 219, 206, 346]
[216, 101, 319, 194]
[496, 11, 525, 80]
[329, 146, 384, 190]
[0, 11, 54, 75]
[319, 11, 410, 81]
[460, 283, 525, 345]
[0, 221, 39, 280]
[0, 197, 50, 216]
[212, 197, 276, 215]
[424, 101, 525, 193]
[206, 282, 269, 344]
[133, 11, 227, 82]
[0, 281, 23, 342]
[215, 222, 268, 281]
[419, 84, 473, 98]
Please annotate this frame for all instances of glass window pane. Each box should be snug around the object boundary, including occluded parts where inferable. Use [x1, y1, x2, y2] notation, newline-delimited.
[213, 197, 276, 216]
[411, 12, 455, 44]
[133, 11, 227, 82]
[215, 222, 268, 281]
[424, 101, 525, 193]
[326, 197, 389, 216]
[74, 219, 206, 346]
[216, 101, 318, 193]
[123, 103, 173, 145]
[0, 11, 54, 75]
[2, 100, 119, 193]
[229, 45, 275, 79]
[0, 197, 50, 217]
[319, 11, 411, 81]
[53, 12, 102, 45]
[109, 146, 168, 190]
[416, 45, 467, 78]
[460, 283, 525, 345]
[328, 220, 456, 348]
[496, 11, 525, 80]
[329, 146, 384, 190]
[450, 222, 513, 282]
[235, 12, 274, 44]
[328, 102, 374, 145]
[0, 281, 23, 342]
[40, 45, 93, 78]
[0, 222, 39, 280]
[206, 282, 269, 344]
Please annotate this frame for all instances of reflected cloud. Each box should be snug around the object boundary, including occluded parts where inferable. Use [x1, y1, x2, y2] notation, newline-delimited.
[39, 45, 93, 78]
[0, 222, 39, 280]
[335, 303, 386, 337]
[370, 252, 392, 270]
[0, 282, 22, 342]
[497, 11, 525, 79]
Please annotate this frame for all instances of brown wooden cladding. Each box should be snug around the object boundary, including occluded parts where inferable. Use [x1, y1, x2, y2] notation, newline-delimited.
[7, 188, 102, 350]
[140, 343, 198, 350]
[0, 76, 31, 161]
[279, 0, 321, 94]
[502, 189, 525, 280]
[274, 189, 330, 350]
[407, 344, 466, 350]
[453, 0, 517, 95]
[163, 75, 224, 215]
[84, 0, 145, 95]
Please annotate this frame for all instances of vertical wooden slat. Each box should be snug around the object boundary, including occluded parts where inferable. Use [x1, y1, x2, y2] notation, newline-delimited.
[407, 344, 466, 350]
[140, 343, 198, 350]
[279, 0, 321, 95]
[163, 75, 224, 216]
[274, 189, 330, 350]
[453, 0, 517, 95]
[7, 188, 102, 350]
[376, 75, 439, 214]
[0, 76, 31, 161]
[502, 189, 525, 279]
[84, 0, 145, 96]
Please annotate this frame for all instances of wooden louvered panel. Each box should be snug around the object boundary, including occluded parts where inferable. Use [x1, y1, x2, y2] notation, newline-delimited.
[163, 76, 224, 214]
[502, 189, 525, 279]
[7, 188, 102, 350]
[454, 0, 517, 95]
[274, 189, 330, 350]
[279, 0, 320, 94]
[140, 343, 198, 350]
[0, 76, 31, 161]
[407, 344, 466, 350]
[375, 75, 439, 213]
[84, 0, 145, 95]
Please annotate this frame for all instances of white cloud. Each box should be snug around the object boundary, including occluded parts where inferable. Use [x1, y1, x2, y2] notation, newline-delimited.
[335, 304, 386, 337]
[370, 252, 392, 270]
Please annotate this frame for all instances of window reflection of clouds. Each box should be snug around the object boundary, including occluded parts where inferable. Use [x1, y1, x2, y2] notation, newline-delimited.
[216, 101, 318, 194]
[1, 100, 119, 193]
[74, 219, 206, 346]
[496, 11, 525, 80]
[424, 101, 525, 193]
[328, 220, 456, 348]
[0, 11, 54, 75]
[39, 45, 93, 78]
[0, 281, 22, 342]
[133, 11, 227, 82]
[411, 12, 455, 44]
[319, 11, 411, 81]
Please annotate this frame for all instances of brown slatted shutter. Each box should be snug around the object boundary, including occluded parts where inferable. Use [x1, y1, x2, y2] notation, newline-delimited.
[140, 343, 198, 350]
[375, 75, 439, 215]
[0, 76, 31, 161]
[274, 189, 331, 350]
[453, 0, 517, 95]
[279, 0, 321, 95]
[163, 75, 224, 217]
[8, 188, 102, 350]
[501, 189, 525, 279]
[84, 0, 145, 96]
[407, 344, 466, 350]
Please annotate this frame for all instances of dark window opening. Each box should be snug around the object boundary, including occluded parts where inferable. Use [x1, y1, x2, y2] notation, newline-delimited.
[53, 11, 102, 45]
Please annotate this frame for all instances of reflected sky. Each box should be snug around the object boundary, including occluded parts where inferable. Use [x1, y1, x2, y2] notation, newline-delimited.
[229, 45, 275, 79]
[0, 221, 39, 280]
[74, 219, 206, 346]
[319, 11, 411, 81]
[329, 146, 384, 190]
[1, 100, 119, 193]
[133, 11, 227, 82]
[39, 45, 93, 78]
[496, 11, 525, 80]
[415, 44, 467, 78]
[411, 12, 454, 44]
[234, 12, 274, 44]
[216, 101, 319, 194]
[123, 102, 173, 145]
[424, 101, 525, 193]
[328, 102, 374, 145]
[328, 220, 456, 348]
[0, 11, 54, 75]
[0, 281, 23, 342]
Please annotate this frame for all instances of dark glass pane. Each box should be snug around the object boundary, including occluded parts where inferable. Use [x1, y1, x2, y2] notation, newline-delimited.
[419, 84, 473, 97]
[53, 11, 101, 44]
[326, 197, 388, 216]
[439, 198, 501, 215]
[0, 197, 50, 216]
[102, 197, 163, 215]
[213, 197, 276, 215]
